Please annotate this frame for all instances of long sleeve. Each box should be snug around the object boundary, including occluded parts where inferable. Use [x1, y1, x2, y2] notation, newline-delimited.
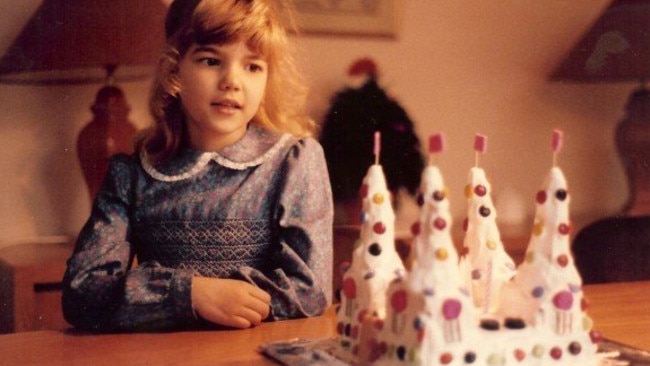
[234, 138, 334, 320]
[62, 155, 197, 332]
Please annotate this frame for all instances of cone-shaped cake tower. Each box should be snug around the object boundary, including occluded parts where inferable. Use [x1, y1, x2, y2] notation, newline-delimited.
[337, 132, 405, 358]
[459, 134, 516, 315]
[371, 134, 478, 365]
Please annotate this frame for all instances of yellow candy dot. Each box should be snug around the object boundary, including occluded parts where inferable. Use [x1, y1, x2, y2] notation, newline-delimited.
[583, 315, 593, 331]
[486, 240, 497, 250]
[525, 251, 535, 263]
[464, 184, 473, 198]
[532, 345, 545, 358]
[372, 193, 385, 204]
[436, 248, 449, 261]
[487, 354, 504, 366]
[533, 221, 544, 236]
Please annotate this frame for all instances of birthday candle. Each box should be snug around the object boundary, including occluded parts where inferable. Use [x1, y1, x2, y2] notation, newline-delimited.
[429, 133, 445, 154]
[474, 134, 487, 153]
[374, 131, 381, 165]
[552, 129, 563, 166]
[474, 134, 487, 167]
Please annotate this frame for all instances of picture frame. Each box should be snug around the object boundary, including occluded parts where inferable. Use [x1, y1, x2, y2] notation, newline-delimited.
[291, 0, 398, 37]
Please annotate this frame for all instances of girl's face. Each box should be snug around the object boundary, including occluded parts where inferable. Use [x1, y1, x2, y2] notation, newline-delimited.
[177, 40, 268, 151]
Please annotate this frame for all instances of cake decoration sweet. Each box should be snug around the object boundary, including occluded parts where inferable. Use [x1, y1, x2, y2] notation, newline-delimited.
[460, 134, 516, 315]
[333, 130, 609, 365]
[337, 131, 406, 358]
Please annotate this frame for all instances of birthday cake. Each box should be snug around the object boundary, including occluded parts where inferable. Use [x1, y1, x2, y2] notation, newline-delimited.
[335, 131, 606, 365]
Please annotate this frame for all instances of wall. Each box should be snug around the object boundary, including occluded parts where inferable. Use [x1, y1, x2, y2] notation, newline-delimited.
[0, 0, 631, 250]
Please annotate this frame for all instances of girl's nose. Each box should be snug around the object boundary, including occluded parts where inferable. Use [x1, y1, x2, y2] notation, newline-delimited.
[218, 67, 240, 91]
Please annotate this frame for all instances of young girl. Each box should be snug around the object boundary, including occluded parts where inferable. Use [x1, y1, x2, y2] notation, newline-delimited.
[62, 0, 333, 331]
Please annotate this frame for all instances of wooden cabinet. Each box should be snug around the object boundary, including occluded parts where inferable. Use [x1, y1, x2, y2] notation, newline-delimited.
[0, 241, 73, 333]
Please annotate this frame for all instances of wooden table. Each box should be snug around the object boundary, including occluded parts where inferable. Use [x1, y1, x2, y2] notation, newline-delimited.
[0, 281, 647, 365]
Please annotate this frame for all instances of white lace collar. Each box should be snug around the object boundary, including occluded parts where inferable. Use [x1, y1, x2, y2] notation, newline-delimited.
[141, 125, 293, 182]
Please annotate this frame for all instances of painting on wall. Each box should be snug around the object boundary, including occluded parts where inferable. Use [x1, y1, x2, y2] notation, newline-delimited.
[292, 0, 398, 37]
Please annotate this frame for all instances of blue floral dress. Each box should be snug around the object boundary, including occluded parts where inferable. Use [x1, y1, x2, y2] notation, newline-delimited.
[62, 124, 333, 331]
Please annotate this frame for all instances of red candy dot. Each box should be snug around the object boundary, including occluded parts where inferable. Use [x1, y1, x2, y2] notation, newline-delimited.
[590, 330, 603, 344]
[433, 217, 447, 230]
[440, 353, 454, 364]
[558, 223, 571, 235]
[463, 218, 469, 232]
[336, 322, 344, 335]
[474, 184, 487, 197]
[357, 309, 368, 322]
[442, 299, 462, 320]
[411, 222, 421, 236]
[536, 190, 547, 204]
[557, 254, 569, 267]
[514, 349, 526, 361]
[373, 222, 386, 234]
[581, 297, 589, 311]
[550, 347, 562, 360]
[391, 290, 408, 313]
[552, 291, 573, 310]
[343, 277, 357, 298]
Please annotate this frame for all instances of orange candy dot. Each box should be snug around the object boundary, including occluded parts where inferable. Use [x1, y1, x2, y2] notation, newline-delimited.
[372, 193, 385, 204]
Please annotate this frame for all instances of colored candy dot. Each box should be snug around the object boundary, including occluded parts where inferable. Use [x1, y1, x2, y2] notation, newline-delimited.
[557, 254, 568, 267]
[480, 319, 500, 331]
[336, 322, 344, 335]
[344, 323, 351, 336]
[359, 184, 369, 198]
[373, 222, 386, 234]
[536, 190, 547, 204]
[397, 346, 407, 360]
[351, 325, 359, 339]
[553, 291, 574, 310]
[442, 299, 462, 320]
[550, 347, 562, 360]
[391, 289, 408, 313]
[433, 190, 446, 201]
[433, 217, 447, 230]
[558, 223, 571, 235]
[363, 270, 375, 280]
[368, 243, 382, 256]
[525, 251, 535, 263]
[416, 193, 424, 206]
[472, 269, 481, 280]
[411, 222, 421, 236]
[436, 248, 448, 260]
[474, 184, 487, 197]
[440, 353, 453, 364]
[373, 318, 384, 331]
[413, 316, 425, 330]
[423, 287, 435, 296]
[531, 286, 545, 298]
[464, 184, 473, 198]
[533, 221, 544, 236]
[532, 345, 544, 358]
[463, 218, 469, 232]
[514, 349, 526, 361]
[487, 353, 504, 365]
[357, 309, 368, 322]
[583, 315, 594, 331]
[504, 318, 526, 329]
[342, 277, 356, 298]
[372, 193, 385, 204]
[479, 205, 491, 217]
[581, 297, 589, 311]
[486, 240, 497, 250]
[590, 330, 603, 344]
[568, 341, 582, 355]
[464, 352, 477, 363]
[359, 211, 368, 224]
[555, 189, 568, 201]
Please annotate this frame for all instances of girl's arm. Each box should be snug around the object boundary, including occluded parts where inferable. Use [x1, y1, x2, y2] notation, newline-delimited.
[234, 138, 334, 320]
[62, 155, 196, 331]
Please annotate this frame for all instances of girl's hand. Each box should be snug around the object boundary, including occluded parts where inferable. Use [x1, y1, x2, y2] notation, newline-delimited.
[191, 276, 271, 328]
